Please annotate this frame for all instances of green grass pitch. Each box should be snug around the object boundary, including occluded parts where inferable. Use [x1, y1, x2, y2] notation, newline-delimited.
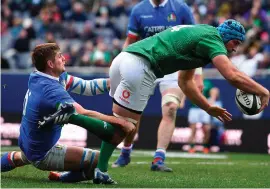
[1, 146, 270, 188]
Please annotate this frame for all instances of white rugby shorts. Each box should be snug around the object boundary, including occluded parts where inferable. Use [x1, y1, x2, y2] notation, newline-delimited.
[156, 71, 179, 94]
[109, 52, 157, 112]
[188, 107, 211, 124]
[20, 144, 67, 171]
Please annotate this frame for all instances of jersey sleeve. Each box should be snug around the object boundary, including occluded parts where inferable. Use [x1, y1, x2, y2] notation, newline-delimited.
[196, 34, 227, 60]
[59, 72, 68, 88]
[66, 74, 109, 96]
[180, 3, 195, 24]
[127, 7, 140, 39]
[43, 83, 75, 109]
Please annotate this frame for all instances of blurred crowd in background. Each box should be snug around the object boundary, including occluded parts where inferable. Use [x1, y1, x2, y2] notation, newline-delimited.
[1, 0, 270, 76]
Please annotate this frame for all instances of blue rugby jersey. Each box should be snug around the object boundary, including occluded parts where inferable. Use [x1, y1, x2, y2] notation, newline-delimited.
[18, 71, 74, 161]
[127, 0, 195, 39]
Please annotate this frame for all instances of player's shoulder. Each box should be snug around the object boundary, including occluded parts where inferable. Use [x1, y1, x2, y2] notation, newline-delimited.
[196, 24, 216, 30]
[131, 0, 150, 14]
[196, 24, 220, 37]
[30, 72, 54, 86]
[30, 71, 62, 92]
[172, 0, 188, 7]
[168, 0, 190, 12]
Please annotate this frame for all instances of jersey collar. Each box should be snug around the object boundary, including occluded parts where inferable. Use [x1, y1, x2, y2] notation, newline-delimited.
[149, 0, 168, 8]
[35, 70, 59, 81]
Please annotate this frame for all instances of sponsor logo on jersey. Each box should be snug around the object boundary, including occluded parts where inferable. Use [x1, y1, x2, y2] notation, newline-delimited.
[167, 13, 176, 22]
[144, 25, 172, 37]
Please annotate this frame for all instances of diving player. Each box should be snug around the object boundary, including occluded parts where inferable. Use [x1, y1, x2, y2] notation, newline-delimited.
[113, 0, 203, 172]
[106, 20, 269, 178]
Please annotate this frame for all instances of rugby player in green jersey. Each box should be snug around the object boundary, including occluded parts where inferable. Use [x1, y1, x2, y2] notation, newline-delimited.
[101, 19, 270, 180]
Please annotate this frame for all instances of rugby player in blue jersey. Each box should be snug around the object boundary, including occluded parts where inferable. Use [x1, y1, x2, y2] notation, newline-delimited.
[112, 0, 203, 172]
[1, 43, 134, 184]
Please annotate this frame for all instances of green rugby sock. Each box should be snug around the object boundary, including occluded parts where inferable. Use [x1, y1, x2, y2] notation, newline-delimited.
[69, 114, 115, 142]
[97, 141, 117, 172]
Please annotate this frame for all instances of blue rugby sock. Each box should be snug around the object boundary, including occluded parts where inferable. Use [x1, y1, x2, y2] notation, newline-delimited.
[153, 148, 166, 163]
[121, 145, 133, 157]
[1, 152, 16, 172]
[59, 171, 87, 182]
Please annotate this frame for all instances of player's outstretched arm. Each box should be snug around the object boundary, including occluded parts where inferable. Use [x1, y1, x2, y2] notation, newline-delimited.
[212, 55, 269, 112]
[65, 74, 110, 96]
[178, 70, 232, 122]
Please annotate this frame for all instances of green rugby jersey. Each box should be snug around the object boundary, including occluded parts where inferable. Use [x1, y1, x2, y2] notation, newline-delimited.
[124, 24, 227, 78]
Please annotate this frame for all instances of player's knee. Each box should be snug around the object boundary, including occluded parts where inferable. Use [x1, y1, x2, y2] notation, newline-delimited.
[162, 94, 180, 116]
[162, 101, 178, 120]
[113, 113, 137, 135]
[111, 126, 129, 145]
[108, 119, 136, 145]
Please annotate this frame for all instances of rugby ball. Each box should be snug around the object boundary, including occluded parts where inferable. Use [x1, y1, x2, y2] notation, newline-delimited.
[235, 89, 261, 115]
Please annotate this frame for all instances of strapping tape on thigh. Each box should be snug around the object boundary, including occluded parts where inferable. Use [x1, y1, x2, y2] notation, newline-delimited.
[113, 113, 138, 125]
[162, 93, 181, 107]
[195, 67, 202, 75]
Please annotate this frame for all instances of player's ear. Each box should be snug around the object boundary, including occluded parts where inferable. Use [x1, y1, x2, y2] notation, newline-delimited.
[47, 60, 54, 69]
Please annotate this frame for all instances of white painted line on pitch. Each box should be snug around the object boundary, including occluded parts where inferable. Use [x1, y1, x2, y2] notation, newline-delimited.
[196, 162, 235, 165]
[113, 151, 228, 159]
[110, 161, 269, 167]
[109, 161, 236, 166]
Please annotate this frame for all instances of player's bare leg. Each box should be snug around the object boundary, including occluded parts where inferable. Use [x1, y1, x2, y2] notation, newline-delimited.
[112, 118, 141, 168]
[123, 118, 141, 147]
[188, 123, 197, 153]
[156, 102, 177, 149]
[111, 103, 139, 168]
[202, 124, 211, 154]
[108, 51, 156, 174]
[151, 88, 183, 172]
